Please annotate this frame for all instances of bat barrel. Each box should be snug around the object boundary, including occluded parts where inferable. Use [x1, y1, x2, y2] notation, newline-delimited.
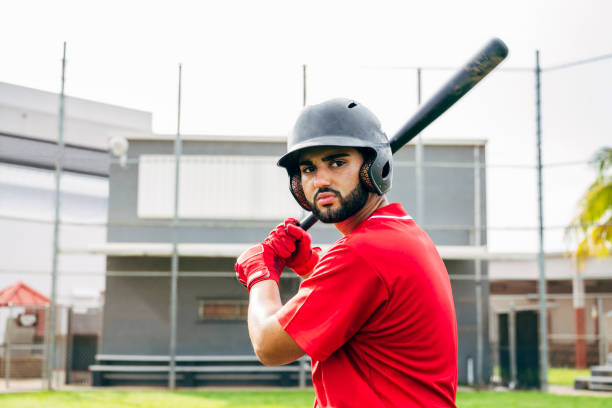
[389, 38, 508, 153]
[298, 38, 508, 231]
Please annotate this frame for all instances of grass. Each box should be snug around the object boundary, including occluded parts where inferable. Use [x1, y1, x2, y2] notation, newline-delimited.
[0, 390, 611, 408]
[0, 390, 315, 408]
[458, 391, 612, 407]
[549, 368, 592, 386]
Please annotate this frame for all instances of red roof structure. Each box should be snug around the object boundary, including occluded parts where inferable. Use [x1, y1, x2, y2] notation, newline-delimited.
[0, 281, 50, 306]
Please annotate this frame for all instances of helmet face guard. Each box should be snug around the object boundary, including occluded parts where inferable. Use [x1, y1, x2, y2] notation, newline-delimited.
[278, 98, 392, 211]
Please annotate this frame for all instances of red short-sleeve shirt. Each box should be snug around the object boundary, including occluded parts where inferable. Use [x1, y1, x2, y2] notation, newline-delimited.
[276, 203, 458, 408]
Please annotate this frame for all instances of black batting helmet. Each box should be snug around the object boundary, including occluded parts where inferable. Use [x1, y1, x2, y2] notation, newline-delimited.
[278, 98, 392, 211]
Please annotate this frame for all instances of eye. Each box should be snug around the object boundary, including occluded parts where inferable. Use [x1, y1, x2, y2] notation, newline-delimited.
[330, 160, 345, 168]
[300, 165, 315, 174]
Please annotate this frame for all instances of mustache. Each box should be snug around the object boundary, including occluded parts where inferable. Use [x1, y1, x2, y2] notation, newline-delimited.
[314, 187, 341, 201]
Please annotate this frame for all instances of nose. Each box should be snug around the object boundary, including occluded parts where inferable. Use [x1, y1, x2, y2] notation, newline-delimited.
[313, 167, 331, 189]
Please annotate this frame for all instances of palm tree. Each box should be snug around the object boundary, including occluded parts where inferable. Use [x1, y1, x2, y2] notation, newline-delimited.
[565, 146, 612, 267]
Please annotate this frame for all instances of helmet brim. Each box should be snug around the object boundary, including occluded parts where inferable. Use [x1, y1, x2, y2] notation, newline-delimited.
[277, 135, 386, 169]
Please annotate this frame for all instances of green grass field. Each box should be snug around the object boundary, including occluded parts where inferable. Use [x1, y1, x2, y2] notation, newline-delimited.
[0, 390, 611, 408]
[549, 368, 591, 386]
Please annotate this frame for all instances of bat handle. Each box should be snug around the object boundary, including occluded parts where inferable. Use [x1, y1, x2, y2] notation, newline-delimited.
[297, 213, 318, 231]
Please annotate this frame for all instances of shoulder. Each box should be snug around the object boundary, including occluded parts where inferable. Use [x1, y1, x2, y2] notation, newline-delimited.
[340, 219, 406, 254]
[318, 239, 367, 267]
[305, 240, 390, 303]
[314, 238, 387, 288]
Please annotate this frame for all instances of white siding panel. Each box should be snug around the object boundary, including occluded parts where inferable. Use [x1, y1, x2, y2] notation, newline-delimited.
[138, 155, 302, 220]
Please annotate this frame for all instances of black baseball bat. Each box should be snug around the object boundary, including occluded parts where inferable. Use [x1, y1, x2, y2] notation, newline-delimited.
[298, 38, 508, 231]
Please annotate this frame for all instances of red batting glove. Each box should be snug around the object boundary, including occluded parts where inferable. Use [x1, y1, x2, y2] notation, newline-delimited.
[283, 219, 321, 278]
[235, 243, 286, 291]
[235, 221, 297, 290]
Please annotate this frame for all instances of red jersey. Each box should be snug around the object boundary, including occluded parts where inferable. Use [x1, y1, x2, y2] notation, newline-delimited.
[276, 203, 458, 408]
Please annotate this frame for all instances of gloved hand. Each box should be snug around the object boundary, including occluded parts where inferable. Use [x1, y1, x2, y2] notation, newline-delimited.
[234, 243, 285, 291]
[282, 219, 321, 278]
[235, 221, 298, 290]
[235, 219, 321, 290]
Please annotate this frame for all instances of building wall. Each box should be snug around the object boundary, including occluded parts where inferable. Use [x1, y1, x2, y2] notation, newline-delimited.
[102, 137, 488, 384]
[0, 82, 151, 150]
[0, 164, 108, 307]
[0, 82, 154, 345]
[489, 258, 612, 368]
[101, 256, 300, 355]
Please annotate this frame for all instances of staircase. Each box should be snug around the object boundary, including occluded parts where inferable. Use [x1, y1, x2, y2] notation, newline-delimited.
[574, 362, 612, 391]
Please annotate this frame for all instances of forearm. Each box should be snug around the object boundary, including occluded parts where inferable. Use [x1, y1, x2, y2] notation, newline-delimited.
[248, 281, 304, 365]
[248, 281, 283, 342]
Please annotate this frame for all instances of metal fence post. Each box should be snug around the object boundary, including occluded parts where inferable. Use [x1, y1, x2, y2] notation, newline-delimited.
[48, 41, 67, 391]
[509, 301, 517, 388]
[302, 64, 307, 107]
[415, 68, 424, 225]
[598, 297, 605, 365]
[535, 49, 549, 391]
[169, 63, 183, 390]
[5, 305, 12, 389]
[474, 146, 483, 386]
[42, 306, 49, 389]
[65, 306, 73, 385]
[298, 356, 307, 389]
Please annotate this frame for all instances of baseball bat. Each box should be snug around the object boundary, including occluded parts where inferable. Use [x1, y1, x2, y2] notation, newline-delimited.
[298, 37, 508, 231]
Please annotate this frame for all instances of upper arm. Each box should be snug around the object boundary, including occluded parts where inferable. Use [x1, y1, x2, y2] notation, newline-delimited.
[276, 244, 389, 361]
[254, 313, 305, 366]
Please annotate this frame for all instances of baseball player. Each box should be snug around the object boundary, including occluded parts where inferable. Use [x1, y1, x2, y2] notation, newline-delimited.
[235, 98, 458, 407]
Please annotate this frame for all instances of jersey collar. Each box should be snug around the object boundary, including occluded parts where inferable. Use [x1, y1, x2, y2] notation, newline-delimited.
[367, 203, 412, 221]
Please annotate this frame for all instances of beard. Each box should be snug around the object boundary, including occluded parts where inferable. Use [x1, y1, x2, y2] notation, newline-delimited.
[309, 182, 369, 223]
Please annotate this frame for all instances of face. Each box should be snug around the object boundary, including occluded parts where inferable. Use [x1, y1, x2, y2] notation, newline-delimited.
[297, 146, 369, 223]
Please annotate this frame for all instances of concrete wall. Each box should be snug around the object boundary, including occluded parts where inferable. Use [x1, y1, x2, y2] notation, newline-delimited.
[101, 256, 300, 355]
[102, 137, 489, 384]
[107, 139, 486, 246]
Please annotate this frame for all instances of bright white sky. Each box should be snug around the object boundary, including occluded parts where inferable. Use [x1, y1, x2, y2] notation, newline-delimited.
[2, 0, 611, 253]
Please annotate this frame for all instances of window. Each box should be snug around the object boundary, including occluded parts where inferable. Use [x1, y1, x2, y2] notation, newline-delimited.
[137, 155, 303, 220]
[198, 300, 248, 320]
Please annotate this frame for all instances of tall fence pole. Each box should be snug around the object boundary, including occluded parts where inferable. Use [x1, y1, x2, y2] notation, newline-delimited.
[302, 64, 307, 107]
[598, 297, 606, 366]
[48, 41, 67, 390]
[509, 301, 517, 387]
[5, 305, 12, 389]
[535, 49, 549, 391]
[168, 63, 183, 390]
[415, 68, 424, 224]
[474, 146, 483, 386]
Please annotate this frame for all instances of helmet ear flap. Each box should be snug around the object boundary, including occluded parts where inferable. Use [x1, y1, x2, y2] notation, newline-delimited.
[359, 158, 376, 193]
[290, 173, 312, 211]
[358, 147, 392, 195]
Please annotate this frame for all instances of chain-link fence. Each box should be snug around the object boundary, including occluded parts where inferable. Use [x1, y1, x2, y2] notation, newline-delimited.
[1, 46, 611, 391]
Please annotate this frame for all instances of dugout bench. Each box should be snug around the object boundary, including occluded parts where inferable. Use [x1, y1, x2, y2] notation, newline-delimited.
[90, 354, 311, 387]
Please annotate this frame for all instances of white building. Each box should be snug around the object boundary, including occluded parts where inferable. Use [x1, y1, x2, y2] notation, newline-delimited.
[0, 81, 152, 311]
[489, 255, 612, 368]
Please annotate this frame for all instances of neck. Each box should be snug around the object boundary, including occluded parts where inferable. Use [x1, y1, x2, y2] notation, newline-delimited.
[335, 194, 388, 236]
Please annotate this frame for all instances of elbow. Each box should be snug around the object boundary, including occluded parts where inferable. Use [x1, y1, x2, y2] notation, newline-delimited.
[253, 343, 282, 366]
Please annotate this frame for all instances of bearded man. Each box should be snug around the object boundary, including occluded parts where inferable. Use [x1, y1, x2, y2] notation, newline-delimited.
[235, 98, 458, 408]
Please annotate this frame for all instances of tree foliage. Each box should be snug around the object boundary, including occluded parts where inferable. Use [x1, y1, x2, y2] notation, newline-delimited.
[565, 146, 612, 267]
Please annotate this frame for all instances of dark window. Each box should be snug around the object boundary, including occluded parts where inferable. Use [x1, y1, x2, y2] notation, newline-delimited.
[198, 300, 248, 320]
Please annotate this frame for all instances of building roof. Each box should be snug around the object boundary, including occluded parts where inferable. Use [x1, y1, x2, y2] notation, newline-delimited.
[0, 281, 50, 306]
[0, 81, 152, 150]
[119, 133, 488, 146]
[490, 255, 612, 281]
